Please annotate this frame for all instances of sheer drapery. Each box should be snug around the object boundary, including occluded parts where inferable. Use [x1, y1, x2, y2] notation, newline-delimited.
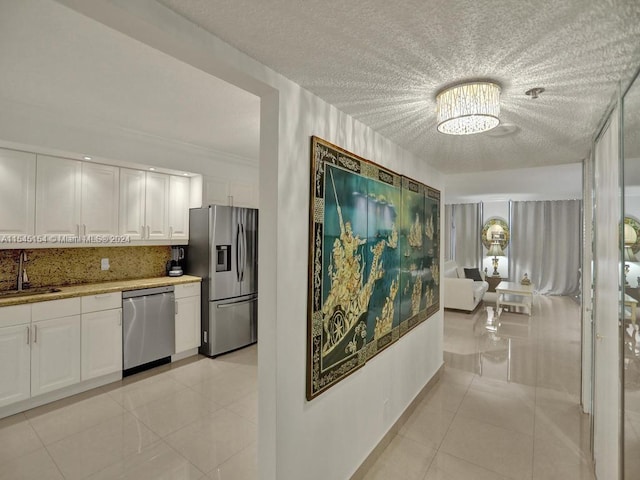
[451, 203, 482, 268]
[444, 205, 453, 260]
[509, 200, 582, 295]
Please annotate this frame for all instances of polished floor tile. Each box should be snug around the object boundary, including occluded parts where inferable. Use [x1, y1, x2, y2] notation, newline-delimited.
[164, 409, 256, 474]
[362, 434, 436, 480]
[424, 451, 511, 480]
[363, 296, 596, 480]
[46, 412, 160, 480]
[0, 345, 259, 480]
[0, 413, 44, 465]
[130, 388, 222, 437]
[26, 391, 124, 445]
[0, 448, 63, 480]
[84, 440, 204, 480]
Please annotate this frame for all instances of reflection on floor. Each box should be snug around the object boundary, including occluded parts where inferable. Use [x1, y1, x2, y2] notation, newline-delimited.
[0, 345, 257, 480]
[0, 296, 597, 480]
[363, 295, 595, 480]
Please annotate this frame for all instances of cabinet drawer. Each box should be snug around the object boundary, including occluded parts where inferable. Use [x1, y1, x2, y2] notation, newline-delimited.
[0, 304, 31, 328]
[175, 282, 201, 299]
[81, 292, 121, 313]
[32, 297, 81, 322]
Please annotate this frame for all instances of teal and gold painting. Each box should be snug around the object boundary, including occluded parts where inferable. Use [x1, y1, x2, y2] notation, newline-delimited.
[307, 137, 440, 400]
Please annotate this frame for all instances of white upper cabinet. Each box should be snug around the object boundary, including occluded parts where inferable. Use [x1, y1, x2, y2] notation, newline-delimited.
[35, 155, 82, 236]
[203, 177, 229, 206]
[81, 163, 119, 236]
[119, 168, 146, 240]
[203, 177, 258, 209]
[169, 175, 190, 241]
[145, 172, 170, 240]
[119, 169, 179, 241]
[0, 149, 36, 237]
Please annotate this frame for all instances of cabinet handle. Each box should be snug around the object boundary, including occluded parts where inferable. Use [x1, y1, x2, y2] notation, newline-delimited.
[169, 226, 173, 238]
[76, 224, 80, 237]
[94, 293, 111, 298]
[175, 301, 179, 315]
[119, 311, 122, 326]
[141, 225, 145, 239]
[26, 326, 30, 345]
[83, 224, 87, 236]
[34, 325, 37, 343]
[147, 225, 150, 238]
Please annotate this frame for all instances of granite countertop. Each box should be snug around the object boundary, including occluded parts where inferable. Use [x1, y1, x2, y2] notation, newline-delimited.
[0, 275, 202, 307]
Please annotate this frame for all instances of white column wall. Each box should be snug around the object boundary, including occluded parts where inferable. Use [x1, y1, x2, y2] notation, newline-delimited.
[40, 2, 445, 479]
[592, 106, 621, 480]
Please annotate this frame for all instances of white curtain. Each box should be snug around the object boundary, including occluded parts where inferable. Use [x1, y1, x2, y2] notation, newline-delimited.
[451, 203, 482, 268]
[444, 205, 453, 260]
[509, 200, 582, 295]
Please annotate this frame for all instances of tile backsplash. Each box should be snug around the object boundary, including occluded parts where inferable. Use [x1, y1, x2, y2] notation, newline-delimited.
[0, 246, 172, 291]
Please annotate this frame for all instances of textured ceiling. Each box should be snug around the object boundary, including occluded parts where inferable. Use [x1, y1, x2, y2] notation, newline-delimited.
[158, 0, 640, 173]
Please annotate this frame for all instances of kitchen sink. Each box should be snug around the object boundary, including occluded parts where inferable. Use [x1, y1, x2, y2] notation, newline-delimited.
[0, 287, 62, 298]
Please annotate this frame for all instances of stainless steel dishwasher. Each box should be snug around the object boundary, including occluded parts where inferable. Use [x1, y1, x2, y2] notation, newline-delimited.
[122, 285, 175, 375]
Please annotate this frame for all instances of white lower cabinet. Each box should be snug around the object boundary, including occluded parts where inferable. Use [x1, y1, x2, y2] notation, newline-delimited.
[175, 282, 201, 354]
[31, 315, 81, 397]
[81, 308, 122, 380]
[0, 324, 31, 408]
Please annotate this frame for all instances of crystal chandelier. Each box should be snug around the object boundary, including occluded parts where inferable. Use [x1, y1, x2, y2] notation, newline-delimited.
[436, 82, 501, 135]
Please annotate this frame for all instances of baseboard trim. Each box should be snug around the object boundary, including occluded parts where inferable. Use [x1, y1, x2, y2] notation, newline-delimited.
[350, 363, 444, 480]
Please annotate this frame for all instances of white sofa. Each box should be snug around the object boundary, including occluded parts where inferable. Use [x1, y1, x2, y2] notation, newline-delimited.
[443, 260, 489, 312]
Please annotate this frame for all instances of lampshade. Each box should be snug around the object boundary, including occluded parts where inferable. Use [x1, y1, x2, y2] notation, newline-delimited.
[624, 223, 637, 245]
[487, 242, 505, 257]
[624, 245, 637, 262]
[436, 82, 501, 135]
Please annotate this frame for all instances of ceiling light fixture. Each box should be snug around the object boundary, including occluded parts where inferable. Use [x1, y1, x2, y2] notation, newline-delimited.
[436, 81, 501, 135]
[83, 155, 92, 161]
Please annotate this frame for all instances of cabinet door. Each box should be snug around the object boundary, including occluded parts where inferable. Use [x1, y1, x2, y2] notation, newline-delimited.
[81, 309, 122, 380]
[0, 325, 31, 407]
[35, 155, 82, 236]
[145, 172, 170, 240]
[0, 149, 36, 236]
[119, 168, 146, 240]
[31, 315, 81, 397]
[169, 175, 190, 240]
[203, 177, 230, 206]
[81, 163, 119, 236]
[175, 295, 201, 353]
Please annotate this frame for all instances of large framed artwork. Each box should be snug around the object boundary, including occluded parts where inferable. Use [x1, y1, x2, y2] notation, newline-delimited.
[307, 136, 440, 400]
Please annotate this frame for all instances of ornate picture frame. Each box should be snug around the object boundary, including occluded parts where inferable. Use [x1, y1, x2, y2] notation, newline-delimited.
[481, 217, 510, 250]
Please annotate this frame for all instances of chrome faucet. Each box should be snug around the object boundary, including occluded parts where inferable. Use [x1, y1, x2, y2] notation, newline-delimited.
[17, 250, 28, 291]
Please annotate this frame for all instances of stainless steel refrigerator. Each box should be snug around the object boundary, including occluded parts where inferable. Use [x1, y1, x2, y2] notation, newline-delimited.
[187, 205, 258, 357]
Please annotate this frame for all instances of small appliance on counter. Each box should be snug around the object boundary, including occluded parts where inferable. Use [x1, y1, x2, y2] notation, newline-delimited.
[166, 246, 185, 277]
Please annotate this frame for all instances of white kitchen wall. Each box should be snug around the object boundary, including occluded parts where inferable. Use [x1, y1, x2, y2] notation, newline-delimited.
[6, 2, 445, 479]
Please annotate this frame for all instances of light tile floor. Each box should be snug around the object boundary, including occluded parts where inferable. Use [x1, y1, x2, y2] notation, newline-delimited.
[0, 345, 257, 480]
[0, 295, 595, 479]
[364, 295, 595, 480]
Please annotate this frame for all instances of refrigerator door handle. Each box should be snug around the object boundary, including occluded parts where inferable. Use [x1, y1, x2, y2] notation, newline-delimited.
[240, 223, 246, 282]
[216, 296, 257, 309]
[236, 223, 241, 283]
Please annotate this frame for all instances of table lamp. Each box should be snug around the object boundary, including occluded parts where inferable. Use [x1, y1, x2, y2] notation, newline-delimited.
[487, 238, 505, 277]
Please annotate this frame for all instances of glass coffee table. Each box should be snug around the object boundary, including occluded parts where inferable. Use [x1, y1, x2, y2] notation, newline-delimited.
[495, 281, 535, 316]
